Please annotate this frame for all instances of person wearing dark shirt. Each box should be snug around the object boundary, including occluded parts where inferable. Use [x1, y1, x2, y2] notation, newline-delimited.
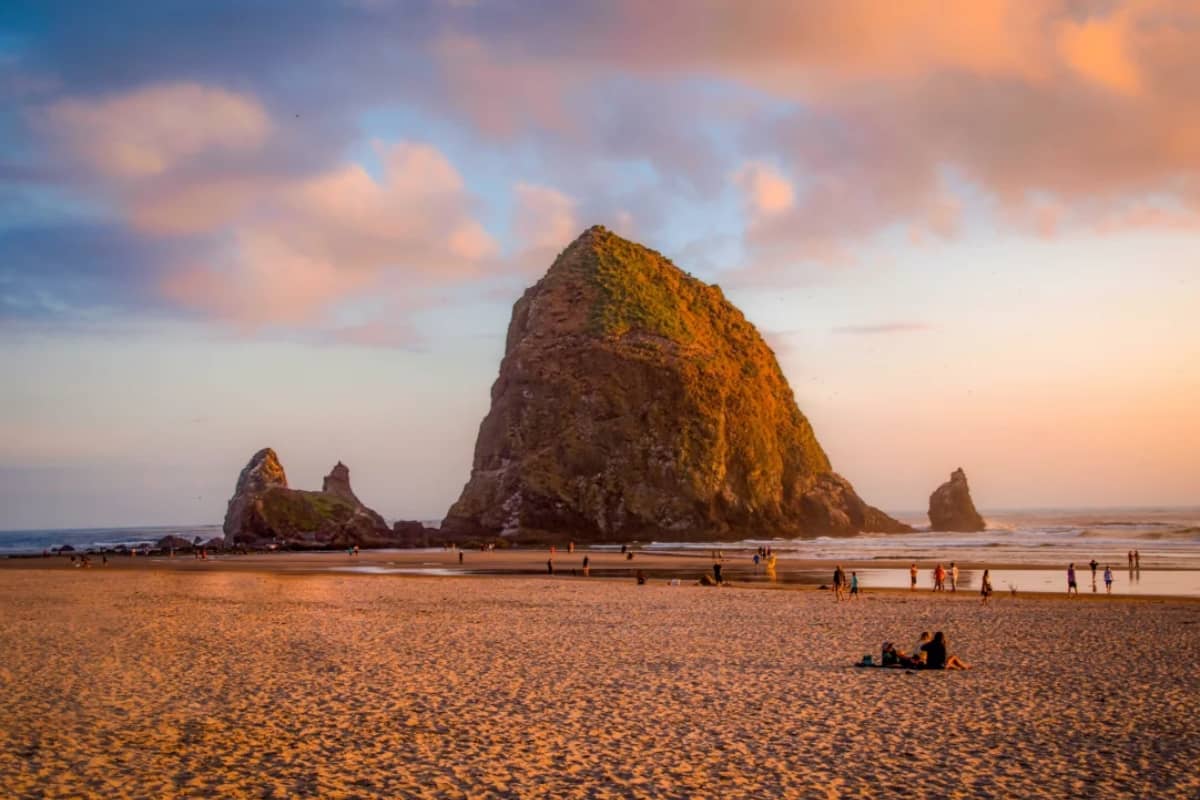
[920, 631, 971, 670]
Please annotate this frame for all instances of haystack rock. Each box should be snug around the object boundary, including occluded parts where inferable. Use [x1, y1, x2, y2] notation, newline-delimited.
[928, 468, 986, 532]
[442, 226, 911, 544]
[222, 448, 394, 548]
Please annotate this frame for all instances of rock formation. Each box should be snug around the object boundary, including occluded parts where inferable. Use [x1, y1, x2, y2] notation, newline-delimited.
[442, 226, 911, 543]
[322, 461, 361, 504]
[222, 448, 395, 548]
[928, 468, 986, 531]
[392, 520, 436, 548]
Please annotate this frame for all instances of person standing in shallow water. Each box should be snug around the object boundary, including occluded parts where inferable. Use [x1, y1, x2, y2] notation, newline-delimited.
[909, 563, 918, 591]
[1104, 565, 1113, 594]
[1067, 563, 1078, 597]
[950, 562, 959, 592]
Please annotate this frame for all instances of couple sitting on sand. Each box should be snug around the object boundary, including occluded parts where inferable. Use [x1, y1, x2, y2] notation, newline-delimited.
[878, 631, 971, 670]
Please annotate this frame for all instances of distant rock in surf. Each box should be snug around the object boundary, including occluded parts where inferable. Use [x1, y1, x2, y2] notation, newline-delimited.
[442, 225, 911, 544]
[222, 448, 398, 549]
[928, 468, 986, 532]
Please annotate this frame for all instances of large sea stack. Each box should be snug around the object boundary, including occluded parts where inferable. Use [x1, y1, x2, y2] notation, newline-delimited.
[928, 468, 987, 532]
[442, 226, 911, 544]
[223, 448, 400, 548]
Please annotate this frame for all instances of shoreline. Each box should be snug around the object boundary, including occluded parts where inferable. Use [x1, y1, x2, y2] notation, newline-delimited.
[3, 547, 1197, 602]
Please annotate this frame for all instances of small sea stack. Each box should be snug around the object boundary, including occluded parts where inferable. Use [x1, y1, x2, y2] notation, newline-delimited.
[222, 448, 398, 548]
[928, 467, 986, 532]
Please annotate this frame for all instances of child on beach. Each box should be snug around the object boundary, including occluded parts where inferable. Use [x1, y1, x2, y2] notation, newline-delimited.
[1104, 565, 1113, 593]
[909, 563, 918, 591]
[849, 571, 859, 599]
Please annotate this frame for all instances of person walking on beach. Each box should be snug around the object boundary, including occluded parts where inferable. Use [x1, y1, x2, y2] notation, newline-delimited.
[909, 563, 918, 591]
[934, 563, 946, 592]
[1134, 550, 1140, 570]
[582, 555, 590, 576]
[1090, 558, 1099, 592]
[849, 571, 859, 600]
[832, 565, 846, 600]
[1128, 550, 1134, 569]
[1067, 563, 1078, 597]
[712, 559, 723, 585]
[950, 562, 959, 592]
[1104, 565, 1113, 594]
[980, 569, 993, 604]
[547, 558, 554, 575]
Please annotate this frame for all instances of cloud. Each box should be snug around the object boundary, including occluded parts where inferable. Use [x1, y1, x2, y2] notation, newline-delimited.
[831, 322, 933, 335]
[44, 83, 271, 178]
[9, 0, 1200, 325]
[732, 162, 794, 216]
[158, 140, 498, 326]
[511, 182, 579, 269]
[36, 81, 500, 332]
[1058, 13, 1140, 94]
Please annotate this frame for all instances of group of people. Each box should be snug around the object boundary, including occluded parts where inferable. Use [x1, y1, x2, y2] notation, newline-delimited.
[909, 561, 961, 592]
[878, 631, 971, 670]
[831, 565, 859, 600]
[1067, 560, 1117, 595]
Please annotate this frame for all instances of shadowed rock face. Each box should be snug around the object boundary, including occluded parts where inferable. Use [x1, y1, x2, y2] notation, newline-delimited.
[322, 462, 360, 504]
[442, 226, 911, 543]
[222, 449, 391, 548]
[928, 468, 987, 532]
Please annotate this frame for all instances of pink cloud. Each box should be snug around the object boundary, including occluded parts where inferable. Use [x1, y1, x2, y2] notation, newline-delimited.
[41, 83, 502, 331]
[511, 182, 579, 270]
[44, 83, 270, 178]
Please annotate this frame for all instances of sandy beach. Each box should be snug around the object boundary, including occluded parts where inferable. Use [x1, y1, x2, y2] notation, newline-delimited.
[1, 563, 1198, 799]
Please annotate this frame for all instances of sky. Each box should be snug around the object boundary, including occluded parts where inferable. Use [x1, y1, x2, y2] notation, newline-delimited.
[2, 0, 1198, 529]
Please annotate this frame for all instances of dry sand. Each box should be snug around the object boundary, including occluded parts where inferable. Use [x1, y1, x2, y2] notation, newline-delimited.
[1, 565, 1198, 799]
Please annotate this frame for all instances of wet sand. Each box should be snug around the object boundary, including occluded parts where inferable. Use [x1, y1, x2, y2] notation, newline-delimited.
[6, 548, 1197, 599]
[1, 564, 1199, 798]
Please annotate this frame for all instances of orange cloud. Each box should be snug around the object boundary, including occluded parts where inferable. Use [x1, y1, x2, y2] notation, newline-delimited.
[732, 163, 795, 216]
[1058, 13, 1140, 94]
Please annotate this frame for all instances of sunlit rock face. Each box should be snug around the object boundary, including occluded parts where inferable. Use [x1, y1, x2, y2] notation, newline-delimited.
[223, 449, 393, 548]
[442, 226, 911, 544]
[928, 468, 987, 532]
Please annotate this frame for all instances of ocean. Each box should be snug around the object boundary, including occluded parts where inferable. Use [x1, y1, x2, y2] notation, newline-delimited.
[3, 508, 1199, 596]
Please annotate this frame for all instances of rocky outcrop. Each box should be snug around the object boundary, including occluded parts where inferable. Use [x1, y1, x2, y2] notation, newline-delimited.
[156, 535, 194, 550]
[928, 468, 986, 531]
[222, 449, 394, 548]
[322, 461, 360, 504]
[442, 226, 911, 544]
[392, 520, 437, 548]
